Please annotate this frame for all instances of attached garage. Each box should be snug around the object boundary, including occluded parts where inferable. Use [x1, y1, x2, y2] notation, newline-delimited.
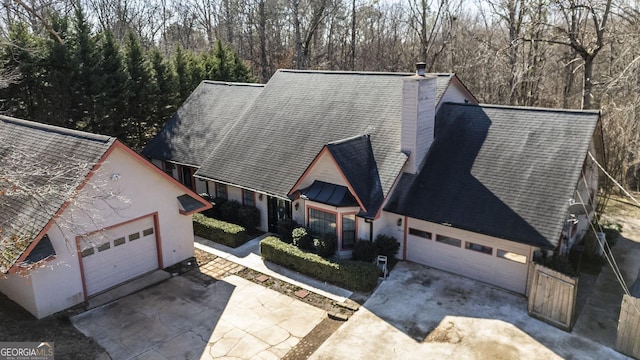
[79, 215, 160, 297]
[405, 219, 532, 294]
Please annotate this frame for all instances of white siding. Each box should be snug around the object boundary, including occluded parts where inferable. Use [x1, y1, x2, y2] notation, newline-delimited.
[294, 151, 348, 191]
[401, 76, 436, 174]
[194, 178, 208, 194]
[20, 145, 196, 318]
[437, 81, 476, 110]
[256, 193, 268, 231]
[292, 199, 305, 225]
[227, 184, 243, 203]
[0, 272, 38, 316]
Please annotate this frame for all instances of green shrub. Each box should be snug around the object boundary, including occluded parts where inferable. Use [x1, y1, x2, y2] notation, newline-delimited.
[260, 236, 379, 291]
[352, 239, 377, 262]
[292, 227, 314, 251]
[315, 233, 337, 258]
[238, 205, 261, 229]
[374, 234, 400, 259]
[277, 218, 298, 243]
[193, 213, 249, 248]
[220, 200, 241, 224]
[207, 196, 228, 219]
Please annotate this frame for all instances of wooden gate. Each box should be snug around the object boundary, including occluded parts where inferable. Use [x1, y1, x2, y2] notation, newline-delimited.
[616, 294, 640, 358]
[527, 264, 578, 331]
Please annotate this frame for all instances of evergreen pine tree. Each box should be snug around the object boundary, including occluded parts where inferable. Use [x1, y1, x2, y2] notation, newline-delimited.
[0, 23, 45, 120]
[124, 32, 152, 148]
[70, 6, 100, 132]
[97, 30, 128, 138]
[149, 48, 178, 132]
[41, 15, 76, 128]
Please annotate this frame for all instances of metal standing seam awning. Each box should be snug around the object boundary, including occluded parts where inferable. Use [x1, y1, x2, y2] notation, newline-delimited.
[297, 180, 359, 207]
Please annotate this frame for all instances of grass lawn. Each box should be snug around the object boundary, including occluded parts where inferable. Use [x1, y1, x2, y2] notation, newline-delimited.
[0, 292, 106, 359]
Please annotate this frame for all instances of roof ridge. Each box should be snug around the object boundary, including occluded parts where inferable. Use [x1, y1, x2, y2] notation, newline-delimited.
[278, 69, 414, 77]
[327, 133, 370, 145]
[201, 80, 265, 87]
[445, 102, 601, 115]
[0, 115, 115, 143]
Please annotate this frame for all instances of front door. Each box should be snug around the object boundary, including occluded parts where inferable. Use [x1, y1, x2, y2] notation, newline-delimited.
[267, 196, 291, 233]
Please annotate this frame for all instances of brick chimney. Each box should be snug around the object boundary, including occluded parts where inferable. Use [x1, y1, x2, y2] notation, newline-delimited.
[401, 62, 436, 174]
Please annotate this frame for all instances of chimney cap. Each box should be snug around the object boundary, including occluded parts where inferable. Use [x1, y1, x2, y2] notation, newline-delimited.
[416, 62, 427, 76]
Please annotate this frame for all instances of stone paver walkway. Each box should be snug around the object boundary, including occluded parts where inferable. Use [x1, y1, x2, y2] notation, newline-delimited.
[185, 254, 246, 286]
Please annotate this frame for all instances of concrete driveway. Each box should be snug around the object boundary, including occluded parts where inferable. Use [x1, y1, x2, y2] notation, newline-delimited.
[72, 275, 325, 359]
[311, 261, 628, 360]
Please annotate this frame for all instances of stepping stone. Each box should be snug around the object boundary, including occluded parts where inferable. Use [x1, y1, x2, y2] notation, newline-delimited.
[294, 290, 309, 299]
[255, 275, 270, 283]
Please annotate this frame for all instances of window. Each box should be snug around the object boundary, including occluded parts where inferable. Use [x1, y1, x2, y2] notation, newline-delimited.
[162, 161, 174, 176]
[129, 232, 140, 241]
[465, 241, 493, 255]
[435, 235, 461, 247]
[143, 228, 154, 236]
[114, 237, 126, 246]
[81, 248, 94, 257]
[243, 189, 255, 207]
[409, 228, 431, 239]
[215, 183, 228, 200]
[98, 242, 110, 252]
[308, 208, 337, 238]
[342, 214, 356, 249]
[497, 250, 527, 264]
[180, 166, 193, 190]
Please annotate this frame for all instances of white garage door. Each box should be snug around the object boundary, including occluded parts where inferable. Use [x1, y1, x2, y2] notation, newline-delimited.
[80, 216, 159, 296]
[406, 226, 530, 294]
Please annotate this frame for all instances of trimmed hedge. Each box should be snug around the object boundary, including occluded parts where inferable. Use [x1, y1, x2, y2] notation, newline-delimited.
[260, 236, 379, 292]
[193, 213, 249, 248]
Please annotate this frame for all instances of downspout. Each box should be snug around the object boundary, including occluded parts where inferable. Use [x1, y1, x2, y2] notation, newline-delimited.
[403, 215, 408, 260]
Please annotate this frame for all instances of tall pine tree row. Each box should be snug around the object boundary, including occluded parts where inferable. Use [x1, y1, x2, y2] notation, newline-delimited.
[0, 8, 255, 149]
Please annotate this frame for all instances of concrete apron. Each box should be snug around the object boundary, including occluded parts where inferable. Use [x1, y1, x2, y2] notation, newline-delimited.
[72, 275, 326, 360]
[311, 261, 627, 360]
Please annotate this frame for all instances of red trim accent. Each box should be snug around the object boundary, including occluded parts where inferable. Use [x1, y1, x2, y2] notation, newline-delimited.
[289, 147, 367, 212]
[76, 212, 160, 300]
[8, 140, 116, 274]
[288, 147, 329, 197]
[340, 212, 358, 251]
[403, 215, 408, 260]
[112, 142, 211, 212]
[306, 204, 358, 251]
[449, 75, 479, 105]
[154, 214, 164, 268]
[10, 139, 210, 273]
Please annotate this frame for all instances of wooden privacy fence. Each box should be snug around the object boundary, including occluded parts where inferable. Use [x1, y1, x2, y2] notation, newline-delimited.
[527, 264, 578, 331]
[616, 294, 640, 358]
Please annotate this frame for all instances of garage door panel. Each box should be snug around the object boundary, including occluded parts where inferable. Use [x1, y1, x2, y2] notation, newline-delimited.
[405, 223, 530, 294]
[407, 235, 432, 264]
[81, 216, 159, 296]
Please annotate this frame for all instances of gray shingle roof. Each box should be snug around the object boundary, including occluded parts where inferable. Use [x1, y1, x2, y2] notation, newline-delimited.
[326, 135, 383, 218]
[195, 70, 457, 200]
[0, 116, 114, 272]
[385, 103, 600, 249]
[142, 81, 264, 166]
